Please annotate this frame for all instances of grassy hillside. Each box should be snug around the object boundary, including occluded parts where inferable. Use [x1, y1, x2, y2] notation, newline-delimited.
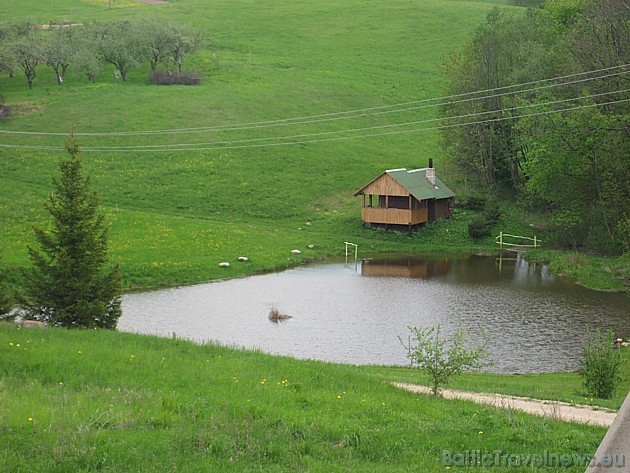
[1, 323, 619, 472]
[0, 0, 526, 288]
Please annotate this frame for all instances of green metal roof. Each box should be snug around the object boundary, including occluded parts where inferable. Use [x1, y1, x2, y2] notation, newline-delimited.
[387, 168, 455, 200]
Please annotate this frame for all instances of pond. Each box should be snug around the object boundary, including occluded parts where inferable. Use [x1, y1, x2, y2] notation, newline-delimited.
[119, 253, 629, 373]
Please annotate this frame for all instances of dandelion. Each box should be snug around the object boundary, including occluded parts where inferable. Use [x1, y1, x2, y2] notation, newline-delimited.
[78, 351, 82, 354]
[9, 342, 13, 346]
[28, 417, 33, 422]
[336, 395, 342, 399]
[16, 344, 20, 348]
[478, 431, 484, 435]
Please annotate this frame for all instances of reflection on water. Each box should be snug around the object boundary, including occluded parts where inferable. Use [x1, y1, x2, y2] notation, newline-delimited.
[362, 256, 452, 278]
[119, 253, 629, 373]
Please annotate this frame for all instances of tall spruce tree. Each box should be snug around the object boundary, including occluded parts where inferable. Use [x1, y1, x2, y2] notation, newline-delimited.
[22, 141, 122, 328]
[0, 254, 12, 317]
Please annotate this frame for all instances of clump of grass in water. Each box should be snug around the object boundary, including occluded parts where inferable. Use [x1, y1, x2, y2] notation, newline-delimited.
[268, 307, 292, 322]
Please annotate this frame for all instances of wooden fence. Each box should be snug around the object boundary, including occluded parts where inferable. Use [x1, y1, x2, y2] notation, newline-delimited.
[495, 232, 541, 250]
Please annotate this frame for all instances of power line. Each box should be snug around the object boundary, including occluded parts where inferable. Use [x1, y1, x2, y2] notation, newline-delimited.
[76, 88, 630, 150]
[2, 98, 627, 153]
[0, 64, 628, 137]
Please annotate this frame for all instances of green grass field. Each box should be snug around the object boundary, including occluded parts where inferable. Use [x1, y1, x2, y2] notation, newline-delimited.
[2, 323, 625, 472]
[0, 0, 535, 289]
[1, 2, 628, 471]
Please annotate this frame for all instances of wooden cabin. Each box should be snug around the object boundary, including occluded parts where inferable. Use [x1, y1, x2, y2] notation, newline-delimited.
[354, 162, 454, 234]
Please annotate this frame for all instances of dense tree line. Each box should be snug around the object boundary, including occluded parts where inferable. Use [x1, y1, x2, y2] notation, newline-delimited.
[0, 19, 204, 89]
[441, 0, 629, 254]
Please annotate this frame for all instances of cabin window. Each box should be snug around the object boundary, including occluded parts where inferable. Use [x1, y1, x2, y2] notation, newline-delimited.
[388, 196, 410, 210]
[365, 194, 380, 208]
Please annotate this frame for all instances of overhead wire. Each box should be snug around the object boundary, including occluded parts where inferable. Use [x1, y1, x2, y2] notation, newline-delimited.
[2, 97, 627, 152]
[72, 88, 630, 150]
[0, 64, 628, 137]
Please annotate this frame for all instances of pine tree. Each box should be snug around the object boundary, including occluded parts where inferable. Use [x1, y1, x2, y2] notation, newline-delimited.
[0, 254, 12, 317]
[22, 141, 122, 328]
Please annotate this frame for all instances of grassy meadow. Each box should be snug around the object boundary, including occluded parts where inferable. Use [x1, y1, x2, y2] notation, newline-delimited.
[2, 323, 625, 472]
[0, 0, 536, 289]
[1, 2, 628, 471]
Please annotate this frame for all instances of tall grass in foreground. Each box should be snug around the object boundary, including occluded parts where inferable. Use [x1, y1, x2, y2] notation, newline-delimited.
[0, 324, 607, 472]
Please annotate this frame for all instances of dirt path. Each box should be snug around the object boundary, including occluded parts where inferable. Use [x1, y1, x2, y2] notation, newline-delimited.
[394, 382, 617, 428]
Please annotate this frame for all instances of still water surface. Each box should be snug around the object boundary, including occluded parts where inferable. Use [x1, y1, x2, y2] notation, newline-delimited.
[119, 254, 629, 373]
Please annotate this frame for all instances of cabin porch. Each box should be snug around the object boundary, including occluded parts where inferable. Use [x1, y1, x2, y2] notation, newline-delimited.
[360, 194, 429, 226]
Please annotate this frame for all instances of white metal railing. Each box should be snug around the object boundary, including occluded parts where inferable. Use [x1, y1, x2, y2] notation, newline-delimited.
[344, 242, 358, 263]
[496, 232, 541, 249]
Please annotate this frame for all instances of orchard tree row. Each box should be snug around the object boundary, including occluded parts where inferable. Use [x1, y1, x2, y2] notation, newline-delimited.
[0, 18, 204, 89]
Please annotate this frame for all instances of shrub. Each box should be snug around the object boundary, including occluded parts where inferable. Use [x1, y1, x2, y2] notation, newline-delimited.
[468, 216, 492, 240]
[483, 201, 501, 225]
[467, 200, 501, 240]
[456, 194, 486, 211]
[579, 328, 626, 399]
[148, 69, 201, 86]
[399, 324, 493, 396]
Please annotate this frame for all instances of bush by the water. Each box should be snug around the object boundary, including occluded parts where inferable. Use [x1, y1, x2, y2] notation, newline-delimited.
[468, 217, 493, 239]
[149, 70, 201, 86]
[400, 324, 493, 396]
[468, 200, 502, 240]
[579, 328, 626, 399]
